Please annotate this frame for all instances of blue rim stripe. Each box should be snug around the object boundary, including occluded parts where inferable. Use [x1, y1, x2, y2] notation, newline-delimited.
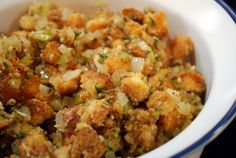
[170, 1, 236, 157]
[216, 0, 236, 23]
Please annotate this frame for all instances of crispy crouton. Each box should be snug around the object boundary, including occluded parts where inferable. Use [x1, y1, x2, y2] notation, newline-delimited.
[171, 36, 194, 61]
[70, 127, 106, 158]
[104, 53, 131, 74]
[159, 107, 182, 134]
[81, 100, 110, 129]
[54, 145, 71, 158]
[0, 75, 23, 103]
[47, 10, 64, 28]
[66, 13, 85, 28]
[22, 75, 40, 100]
[177, 71, 205, 93]
[50, 69, 82, 95]
[26, 99, 54, 125]
[86, 11, 111, 32]
[125, 109, 157, 153]
[19, 133, 53, 158]
[55, 105, 85, 137]
[121, 73, 149, 104]
[41, 42, 61, 65]
[122, 8, 144, 23]
[0, 119, 13, 129]
[144, 12, 169, 39]
[80, 71, 113, 98]
[124, 21, 143, 37]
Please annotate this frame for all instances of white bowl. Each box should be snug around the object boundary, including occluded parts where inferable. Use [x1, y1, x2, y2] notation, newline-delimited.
[0, 0, 235, 157]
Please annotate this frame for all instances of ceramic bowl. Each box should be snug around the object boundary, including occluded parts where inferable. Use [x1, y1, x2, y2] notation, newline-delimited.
[0, 0, 235, 157]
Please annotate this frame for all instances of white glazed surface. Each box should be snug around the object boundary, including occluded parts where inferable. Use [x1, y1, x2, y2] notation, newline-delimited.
[0, 0, 236, 157]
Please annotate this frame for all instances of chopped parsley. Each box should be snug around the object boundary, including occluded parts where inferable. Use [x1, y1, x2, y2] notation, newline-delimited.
[149, 17, 155, 25]
[153, 38, 159, 49]
[3, 62, 9, 70]
[98, 53, 108, 64]
[17, 131, 26, 139]
[95, 86, 103, 94]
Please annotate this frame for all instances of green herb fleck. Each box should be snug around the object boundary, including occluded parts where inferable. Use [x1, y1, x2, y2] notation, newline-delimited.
[17, 131, 26, 139]
[26, 70, 34, 78]
[147, 51, 156, 62]
[95, 86, 103, 94]
[74, 92, 81, 104]
[20, 54, 33, 66]
[3, 62, 9, 70]
[153, 38, 159, 49]
[98, 53, 108, 64]
[149, 17, 155, 25]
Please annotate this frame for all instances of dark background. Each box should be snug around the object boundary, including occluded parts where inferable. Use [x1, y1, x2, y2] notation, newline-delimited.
[200, 1, 235, 158]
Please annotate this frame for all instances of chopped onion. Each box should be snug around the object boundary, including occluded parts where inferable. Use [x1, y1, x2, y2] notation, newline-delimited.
[116, 91, 129, 106]
[55, 111, 66, 132]
[82, 49, 96, 58]
[58, 44, 72, 54]
[177, 102, 191, 115]
[15, 106, 31, 120]
[62, 69, 82, 81]
[111, 70, 127, 87]
[131, 57, 145, 73]
[39, 84, 52, 96]
[35, 17, 48, 30]
[138, 41, 151, 52]
[93, 55, 108, 74]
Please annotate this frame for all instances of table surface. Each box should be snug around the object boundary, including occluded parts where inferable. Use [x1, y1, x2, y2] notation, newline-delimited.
[200, 1, 235, 157]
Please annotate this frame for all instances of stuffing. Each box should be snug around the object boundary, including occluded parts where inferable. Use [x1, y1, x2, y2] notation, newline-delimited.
[0, 3, 205, 157]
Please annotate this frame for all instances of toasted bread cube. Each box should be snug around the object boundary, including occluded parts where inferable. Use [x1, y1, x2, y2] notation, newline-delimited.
[19, 133, 53, 158]
[125, 109, 157, 153]
[171, 36, 194, 61]
[86, 10, 111, 32]
[50, 69, 82, 95]
[144, 12, 169, 39]
[104, 53, 131, 74]
[121, 73, 149, 104]
[26, 99, 54, 125]
[80, 71, 113, 98]
[122, 8, 144, 23]
[81, 100, 110, 129]
[70, 127, 106, 158]
[177, 71, 205, 93]
[41, 42, 61, 65]
[67, 13, 85, 28]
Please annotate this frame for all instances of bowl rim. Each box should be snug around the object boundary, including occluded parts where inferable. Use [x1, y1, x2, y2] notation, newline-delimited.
[171, 1, 236, 157]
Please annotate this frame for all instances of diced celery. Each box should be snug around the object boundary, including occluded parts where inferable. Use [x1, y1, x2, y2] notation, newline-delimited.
[31, 29, 52, 42]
